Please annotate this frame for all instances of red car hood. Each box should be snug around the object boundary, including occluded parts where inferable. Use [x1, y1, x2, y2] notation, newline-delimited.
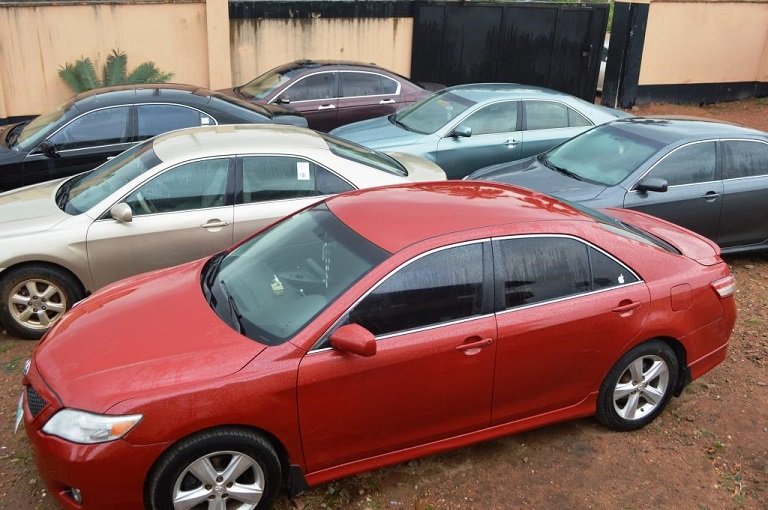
[604, 207, 722, 265]
[33, 260, 266, 412]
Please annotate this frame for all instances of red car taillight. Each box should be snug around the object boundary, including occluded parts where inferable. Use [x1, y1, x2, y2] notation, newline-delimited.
[711, 275, 736, 298]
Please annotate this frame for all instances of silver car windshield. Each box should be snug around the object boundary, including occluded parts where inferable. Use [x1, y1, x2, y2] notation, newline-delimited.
[59, 141, 161, 215]
[321, 133, 407, 176]
[204, 204, 389, 345]
[392, 90, 475, 134]
[546, 124, 664, 186]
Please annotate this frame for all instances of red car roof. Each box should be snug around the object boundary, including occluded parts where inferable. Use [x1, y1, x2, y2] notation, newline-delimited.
[326, 182, 588, 253]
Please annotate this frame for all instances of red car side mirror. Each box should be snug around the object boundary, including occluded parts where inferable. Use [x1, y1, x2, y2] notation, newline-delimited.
[330, 324, 377, 357]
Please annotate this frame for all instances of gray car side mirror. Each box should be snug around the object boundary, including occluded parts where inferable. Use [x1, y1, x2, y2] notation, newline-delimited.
[635, 177, 669, 193]
[110, 203, 133, 223]
[450, 125, 472, 138]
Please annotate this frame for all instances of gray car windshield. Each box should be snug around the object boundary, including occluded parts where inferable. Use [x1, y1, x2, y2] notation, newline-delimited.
[15, 100, 72, 150]
[321, 133, 407, 176]
[206, 204, 389, 345]
[60, 141, 161, 215]
[392, 90, 476, 134]
[546, 124, 664, 186]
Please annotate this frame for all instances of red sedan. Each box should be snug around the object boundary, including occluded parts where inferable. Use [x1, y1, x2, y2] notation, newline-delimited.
[19, 182, 736, 510]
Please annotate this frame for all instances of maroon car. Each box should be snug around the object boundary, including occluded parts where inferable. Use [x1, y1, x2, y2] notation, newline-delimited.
[220, 60, 442, 131]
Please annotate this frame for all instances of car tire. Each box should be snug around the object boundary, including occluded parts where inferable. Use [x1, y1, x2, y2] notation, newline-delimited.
[147, 428, 282, 510]
[596, 340, 679, 431]
[0, 265, 83, 340]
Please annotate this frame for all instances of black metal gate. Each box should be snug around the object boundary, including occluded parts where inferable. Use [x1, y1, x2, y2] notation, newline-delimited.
[411, 1, 609, 102]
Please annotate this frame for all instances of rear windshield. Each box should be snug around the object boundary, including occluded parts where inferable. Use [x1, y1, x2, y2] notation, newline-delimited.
[564, 199, 680, 254]
[321, 133, 407, 177]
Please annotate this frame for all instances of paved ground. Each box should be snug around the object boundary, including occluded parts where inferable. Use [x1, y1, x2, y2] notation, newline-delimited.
[0, 98, 766, 509]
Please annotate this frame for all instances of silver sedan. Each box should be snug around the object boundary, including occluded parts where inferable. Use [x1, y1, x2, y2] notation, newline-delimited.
[0, 124, 446, 338]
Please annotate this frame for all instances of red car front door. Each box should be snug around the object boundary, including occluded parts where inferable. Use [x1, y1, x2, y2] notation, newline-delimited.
[296, 241, 496, 473]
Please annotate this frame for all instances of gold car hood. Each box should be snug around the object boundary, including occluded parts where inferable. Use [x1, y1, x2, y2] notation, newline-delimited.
[0, 179, 70, 237]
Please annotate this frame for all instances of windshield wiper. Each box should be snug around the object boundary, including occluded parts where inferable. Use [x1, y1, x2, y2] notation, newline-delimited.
[539, 153, 582, 181]
[219, 280, 245, 334]
[389, 114, 412, 132]
[204, 252, 227, 289]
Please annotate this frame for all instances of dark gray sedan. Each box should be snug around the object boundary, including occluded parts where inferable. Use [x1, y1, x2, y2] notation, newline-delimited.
[467, 118, 768, 254]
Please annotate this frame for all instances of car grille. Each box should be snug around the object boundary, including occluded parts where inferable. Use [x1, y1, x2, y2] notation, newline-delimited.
[26, 385, 47, 418]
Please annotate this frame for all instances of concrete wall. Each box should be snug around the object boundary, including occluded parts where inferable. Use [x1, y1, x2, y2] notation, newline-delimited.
[0, 0, 228, 120]
[229, 17, 413, 87]
[638, 1, 768, 86]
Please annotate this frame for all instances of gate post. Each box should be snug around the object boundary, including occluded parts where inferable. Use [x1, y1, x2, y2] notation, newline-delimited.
[602, 0, 649, 108]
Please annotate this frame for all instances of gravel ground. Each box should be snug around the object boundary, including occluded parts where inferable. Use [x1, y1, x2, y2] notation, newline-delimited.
[0, 98, 766, 510]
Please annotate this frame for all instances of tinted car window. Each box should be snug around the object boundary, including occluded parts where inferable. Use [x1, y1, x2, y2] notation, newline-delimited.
[240, 156, 352, 204]
[341, 72, 398, 97]
[285, 73, 336, 102]
[524, 101, 593, 130]
[721, 140, 768, 179]
[49, 107, 130, 150]
[649, 142, 716, 186]
[462, 101, 518, 135]
[126, 158, 230, 215]
[590, 246, 639, 290]
[137, 104, 213, 140]
[497, 237, 591, 309]
[349, 243, 484, 336]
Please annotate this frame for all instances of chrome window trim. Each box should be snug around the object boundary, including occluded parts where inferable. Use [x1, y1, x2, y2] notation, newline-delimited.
[236, 152, 357, 205]
[337, 70, 402, 99]
[493, 233, 644, 313]
[495, 280, 645, 317]
[629, 139, 718, 191]
[268, 71, 338, 104]
[440, 99, 522, 138]
[308, 238, 490, 352]
[522, 99, 594, 130]
[43, 104, 132, 149]
[27, 141, 134, 158]
[97, 154, 234, 220]
[719, 138, 768, 180]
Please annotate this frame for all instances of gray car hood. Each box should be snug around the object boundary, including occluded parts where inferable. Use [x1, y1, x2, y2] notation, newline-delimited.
[469, 157, 607, 202]
[330, 115, 427, 149]
[0, 179, 70, 237]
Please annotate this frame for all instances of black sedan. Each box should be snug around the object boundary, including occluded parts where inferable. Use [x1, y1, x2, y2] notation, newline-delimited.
[0, 84, 307, 191]
[467, 118, 768, 254]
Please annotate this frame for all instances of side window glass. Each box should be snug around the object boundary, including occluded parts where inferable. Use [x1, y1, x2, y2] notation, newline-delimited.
[49, 107, 130, 150]
[649, 142, 716, 186]
[722, 140, 768, 179]
[241, 156, 351, 203]
[461, 101, 518, 135]
[567, 107, 592, 127]
[498, 237, 590, 309]
[589, 247, 638, 290]
[285, 73, 335, 102]
[137, 104, 213, 141]
[342, 73, 398, 97]
[525, 101, 569, 130]
[125, 159, 229, 215]
[349, 244, 484, 336]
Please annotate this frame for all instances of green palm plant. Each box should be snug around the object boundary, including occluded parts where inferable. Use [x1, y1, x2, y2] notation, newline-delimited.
[58, 49, 174, 93]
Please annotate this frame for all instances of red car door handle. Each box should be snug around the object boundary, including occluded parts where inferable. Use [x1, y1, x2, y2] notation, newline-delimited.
[379, 98, 396, 104]
[612, 301, 641, 313]
[456, 337, 494, 351]
[317, 104, 336, 110]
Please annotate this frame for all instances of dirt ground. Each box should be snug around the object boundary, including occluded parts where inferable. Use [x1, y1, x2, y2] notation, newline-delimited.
[1, 98, 767, 510]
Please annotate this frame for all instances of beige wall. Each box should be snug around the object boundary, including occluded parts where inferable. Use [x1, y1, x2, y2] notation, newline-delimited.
[0, 0, 226, 119]
[230, 17, 414, 86]
[638, 1, 768, 85]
